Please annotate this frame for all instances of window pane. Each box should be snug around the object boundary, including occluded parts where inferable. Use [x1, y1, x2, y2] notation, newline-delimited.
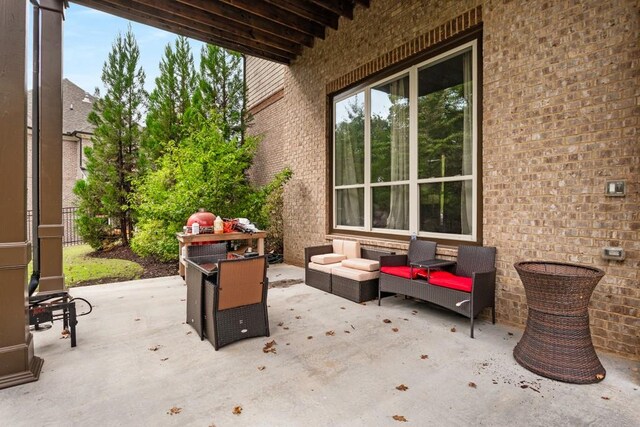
[336, 188, 364, 227]
[335, 92, 365, 186]
[419, 180, 472, 235]
[418, 50, 473, 179]
[372, 185, 409, 230]
[371, 75, 410, 183]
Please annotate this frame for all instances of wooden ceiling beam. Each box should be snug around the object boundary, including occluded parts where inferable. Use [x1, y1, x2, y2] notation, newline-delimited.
[218, 0, 326, 39]
[69, 0, 292, 63]
[176, 0, 315, 47]
[308, 0, 354, 20]
[125, 0, 302, 54]
[264, 0, 340, 30]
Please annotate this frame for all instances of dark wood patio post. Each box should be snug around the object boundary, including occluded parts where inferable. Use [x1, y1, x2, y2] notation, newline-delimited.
[38, 0, 65, 292]
[0, 0, 44, 389]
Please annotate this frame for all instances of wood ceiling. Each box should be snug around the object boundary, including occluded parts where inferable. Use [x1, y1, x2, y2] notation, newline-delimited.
[69, 0, 370, 64]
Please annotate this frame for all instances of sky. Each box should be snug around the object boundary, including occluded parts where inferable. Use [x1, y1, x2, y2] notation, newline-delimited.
[28, 3, 205, 94]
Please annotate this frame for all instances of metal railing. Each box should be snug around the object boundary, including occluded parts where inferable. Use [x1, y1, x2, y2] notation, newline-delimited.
[26, 207, 83, 246]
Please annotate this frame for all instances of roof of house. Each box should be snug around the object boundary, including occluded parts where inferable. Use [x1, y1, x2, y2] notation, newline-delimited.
[27, 78, 96, 135]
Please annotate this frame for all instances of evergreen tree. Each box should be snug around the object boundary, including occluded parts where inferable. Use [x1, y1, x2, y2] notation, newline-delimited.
[74, 26, 146, 248]
[144, 36, 197, 162]
[195, 45, 246, 141]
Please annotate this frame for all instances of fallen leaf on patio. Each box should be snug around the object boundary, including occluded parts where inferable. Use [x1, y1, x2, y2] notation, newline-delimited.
[392, 415, 408, 422]
[167, 407, 182, 415]
[307, 336, 313, 340]
[340, 307, 346, 310]
[278, 322, 284, 326]
[596, 374, 605, 380]
[412, 310, 418, 314]
[420, 354, 429, 359]
[295, 316, 302, 319]
[325, 330, 335, 336]
[508, 332, 513, 336]
[468, 382, 477, 388]
[60, 329, 70, 339]
[186, 331, 192, 335]
[257, 366, 266, 371]
[396, 384, 408, 391]
[263, 340, 277, 354]
[351, 324, 355, 330]
[344, 330, 351, 334]
[149, 345, 161, 351]
[289, 308, 295, 311]
[283, 327, 290, 330]
[134, 318, 141, 322]
[520, 384, 528, 389]
[403, 318, 409, 321]
[360, 302, 367, 305]
[392, 328, 399, 332]
[180, 299, 185, 302]
[232, 406, 242, 415]
[601, 396, 610, 400]
[450, 327, 457, 333]
[286, 343, 290, 345]
[383, 319, 392, 324]
[161, 358, 169, 362]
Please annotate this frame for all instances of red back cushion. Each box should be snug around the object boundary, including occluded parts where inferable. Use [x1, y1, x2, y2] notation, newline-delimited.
[380, 266, 426, 279]
[422, 270, 473, 292]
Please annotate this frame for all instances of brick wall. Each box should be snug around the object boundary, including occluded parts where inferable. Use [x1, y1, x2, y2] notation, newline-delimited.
[247, 99, 287, 186]
[248, 0, 639, 358]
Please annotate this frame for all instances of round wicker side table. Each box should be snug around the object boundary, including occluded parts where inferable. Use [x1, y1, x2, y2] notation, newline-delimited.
[513, 261, 606, 384]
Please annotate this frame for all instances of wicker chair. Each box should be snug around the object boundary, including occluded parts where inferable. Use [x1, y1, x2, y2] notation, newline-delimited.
[204, 256, 270, 350]
[185, 243, 227, 339]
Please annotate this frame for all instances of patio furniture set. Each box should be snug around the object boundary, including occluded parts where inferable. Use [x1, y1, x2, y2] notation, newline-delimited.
[305, 239, 497, 338]
[181, 236, 607, 385]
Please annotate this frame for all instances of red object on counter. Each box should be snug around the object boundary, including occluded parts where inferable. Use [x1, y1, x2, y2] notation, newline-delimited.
[187, 209, 215, 228]
[186, 209, 216, 246]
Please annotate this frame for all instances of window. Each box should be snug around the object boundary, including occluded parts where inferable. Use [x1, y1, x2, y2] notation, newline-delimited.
[332, 40, 478, 241]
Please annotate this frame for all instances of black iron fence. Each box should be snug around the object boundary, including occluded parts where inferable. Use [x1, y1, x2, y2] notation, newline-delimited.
[26, 207, 83, 246]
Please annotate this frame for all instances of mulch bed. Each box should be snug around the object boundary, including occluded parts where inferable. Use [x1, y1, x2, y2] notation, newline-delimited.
[87, 245, 177, 285]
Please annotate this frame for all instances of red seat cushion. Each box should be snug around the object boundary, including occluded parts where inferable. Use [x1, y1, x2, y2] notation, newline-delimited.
[380, 266, 426, 279]
[422, 270, 473, 293]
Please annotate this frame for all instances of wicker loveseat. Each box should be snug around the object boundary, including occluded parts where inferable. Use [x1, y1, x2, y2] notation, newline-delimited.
[304, 240, 392, 302]
[379, 244, 496, 338]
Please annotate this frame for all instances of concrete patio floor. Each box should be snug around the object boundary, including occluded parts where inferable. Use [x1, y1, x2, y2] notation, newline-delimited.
[1, 264, 638, 426]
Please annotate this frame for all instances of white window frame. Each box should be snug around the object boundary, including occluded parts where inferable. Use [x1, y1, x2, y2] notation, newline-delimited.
[333, 40, 478, 242]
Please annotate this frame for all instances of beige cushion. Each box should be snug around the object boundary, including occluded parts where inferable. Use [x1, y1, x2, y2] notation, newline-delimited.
[310, 253, 346, 265]
[341, 258, 380, 272]
[331, 266, 379, 281]
[308, 262, 339, 274]
[332, 239, 344, 255]
[342, 240, 361, 259]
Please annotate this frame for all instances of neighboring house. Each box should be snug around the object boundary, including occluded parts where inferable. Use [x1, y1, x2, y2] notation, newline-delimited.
[27, 78, 95, 210]
[245, 2, 638, 358]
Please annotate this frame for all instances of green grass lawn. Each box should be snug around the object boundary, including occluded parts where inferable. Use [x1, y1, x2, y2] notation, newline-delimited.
[29, 244, 144, 287]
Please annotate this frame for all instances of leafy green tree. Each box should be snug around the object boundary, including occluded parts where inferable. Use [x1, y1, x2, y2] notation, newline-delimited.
[132, 119, 254, 260]
[74, 27, 146, 248]
[195, 45, 246, 141]
[144, 36, 197, 162]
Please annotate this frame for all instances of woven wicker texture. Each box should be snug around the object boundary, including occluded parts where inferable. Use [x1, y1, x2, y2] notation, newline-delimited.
[514, 310, 606, 384]
[514, 261, 606, 383]
[515, 261, 604, 316]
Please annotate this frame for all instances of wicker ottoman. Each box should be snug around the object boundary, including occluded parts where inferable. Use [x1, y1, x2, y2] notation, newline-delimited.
[513, 261, 606, 384]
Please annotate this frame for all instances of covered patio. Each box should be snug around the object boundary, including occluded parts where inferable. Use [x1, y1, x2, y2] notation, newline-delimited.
[1, 265, 638, 425]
